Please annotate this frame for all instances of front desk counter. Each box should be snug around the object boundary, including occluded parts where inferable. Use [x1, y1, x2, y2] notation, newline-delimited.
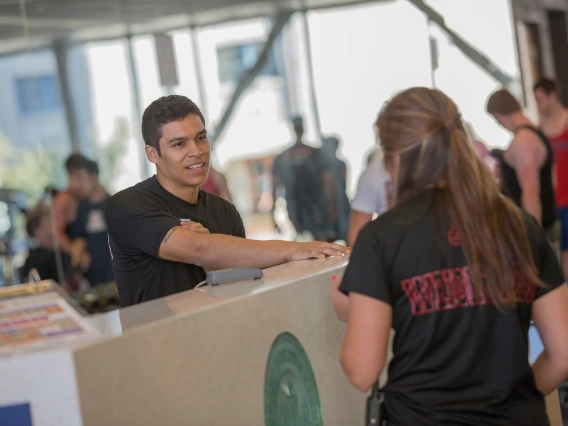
[1, 256, 562, 426]
[1, 257, 368, 426]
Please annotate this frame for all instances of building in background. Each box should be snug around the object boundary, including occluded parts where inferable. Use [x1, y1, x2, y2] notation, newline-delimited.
[0, 0, 549, 238]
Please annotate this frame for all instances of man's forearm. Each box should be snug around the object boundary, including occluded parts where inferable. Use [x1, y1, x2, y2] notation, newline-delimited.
[161, 228, 292, 271]
[196, 235, 292, 270]
[347, 211, 373, 247]
[55, 230, 74, 255]
[521, 192, 542, 224]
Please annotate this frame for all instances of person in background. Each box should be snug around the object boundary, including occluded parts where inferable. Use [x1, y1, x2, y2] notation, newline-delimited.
[105, 96, 349, 307]
[69, 159, 113, 287]
[320, 136, 350, 242]
[272, 116, 331, 241]
[332, 87, 568, 425]
[366, 148, 380, 167]
[486, 89, 559, 242]
[21, 205, 68, 284]
[346, 150, 393, 247]
[490, 148, 506, 186]
[200, 166, 232, 202]
[51, 154, 95, 289]
[52, 154, 94, 258]
[534, 78, 568, 275]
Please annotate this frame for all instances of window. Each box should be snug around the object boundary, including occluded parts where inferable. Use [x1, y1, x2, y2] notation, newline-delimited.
[217, 42, 279, 83]
[15, 75, 61, 116]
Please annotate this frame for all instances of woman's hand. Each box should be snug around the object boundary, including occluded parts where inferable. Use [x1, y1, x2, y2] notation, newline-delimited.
[332, 283, 350, 322]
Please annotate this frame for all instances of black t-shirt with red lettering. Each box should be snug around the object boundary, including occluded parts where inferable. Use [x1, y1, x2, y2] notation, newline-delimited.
[340, 188, 565, 426]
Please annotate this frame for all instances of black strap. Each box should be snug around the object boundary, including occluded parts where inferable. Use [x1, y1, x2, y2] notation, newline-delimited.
[366, 381, 385, 426]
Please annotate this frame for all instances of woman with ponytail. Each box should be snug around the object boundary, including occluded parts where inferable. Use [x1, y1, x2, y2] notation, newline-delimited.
[332, 87, 568, 425]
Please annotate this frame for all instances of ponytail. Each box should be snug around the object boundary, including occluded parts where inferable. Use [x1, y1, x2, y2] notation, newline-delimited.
[445, 127, 542, 309]
[378, 87, 544, 310]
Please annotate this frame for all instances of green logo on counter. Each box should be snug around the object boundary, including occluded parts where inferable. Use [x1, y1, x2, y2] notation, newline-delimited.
[264, 332, 323, 426]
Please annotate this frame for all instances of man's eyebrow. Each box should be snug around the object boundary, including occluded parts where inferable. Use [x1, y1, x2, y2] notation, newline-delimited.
[168, 136, 187, 144]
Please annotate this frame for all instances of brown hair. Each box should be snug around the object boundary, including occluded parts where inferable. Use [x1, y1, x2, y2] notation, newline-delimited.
[377, 87, 543, 309]
[533, 78, 561, 97]
[486, 89, 522, 115]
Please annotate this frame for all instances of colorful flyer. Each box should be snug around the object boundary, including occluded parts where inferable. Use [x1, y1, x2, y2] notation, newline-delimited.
[0, 291, 100, 355]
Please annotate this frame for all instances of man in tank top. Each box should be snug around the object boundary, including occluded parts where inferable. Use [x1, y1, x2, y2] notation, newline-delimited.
[534, 79, 568, 275]
[487, 89, 559, 243]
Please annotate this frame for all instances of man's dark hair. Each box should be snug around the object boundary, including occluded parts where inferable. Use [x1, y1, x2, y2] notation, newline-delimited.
[141, 95, 205, 156]
[486, 89, 522, 115]
[65, 153, 91, 172]
[291, 116, 304, 134]
[86, 159, 99, 176]
[533, 78, 561, 97]
[323, 136, 339, 152]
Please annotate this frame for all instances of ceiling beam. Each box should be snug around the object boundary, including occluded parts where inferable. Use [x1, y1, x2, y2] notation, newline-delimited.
[211, 9, 294, 146]
[407, 0, 514, 87]
[0, 14, 98, 29]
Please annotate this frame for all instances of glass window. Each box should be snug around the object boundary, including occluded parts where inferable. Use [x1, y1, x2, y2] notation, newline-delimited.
[217, 42, 279, 83]
[307, 1, 433, 194]
[15, 75, 61, 116]
[426, 0, 521, 148]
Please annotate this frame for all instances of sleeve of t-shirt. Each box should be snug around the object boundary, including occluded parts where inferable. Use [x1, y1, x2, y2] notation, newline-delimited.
[105, 190, 179, 259]
[231, 205, 246, 238]
[351, 165, 388, 215]
[533, 222, 566, 299]
[339, 222, 392, 305]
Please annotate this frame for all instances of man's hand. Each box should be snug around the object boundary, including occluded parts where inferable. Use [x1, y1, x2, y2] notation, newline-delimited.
[179, 220, 210, 234]
[80, 252, 92, 271]
[285, 241, 350, 261]
[70, 239, 88, 268]
[331, 283, 350, 322]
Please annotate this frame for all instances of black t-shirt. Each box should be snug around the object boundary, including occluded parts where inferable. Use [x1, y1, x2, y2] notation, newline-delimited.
[21, 248, 68, 284]
[340, 189, 565, 426]
[105, 176, 246, 307]
[74, 195, 114, 286]
[272, 144, 328, 236]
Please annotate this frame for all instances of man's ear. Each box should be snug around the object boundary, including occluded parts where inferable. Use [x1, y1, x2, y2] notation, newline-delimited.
[145, 145, 160, 165]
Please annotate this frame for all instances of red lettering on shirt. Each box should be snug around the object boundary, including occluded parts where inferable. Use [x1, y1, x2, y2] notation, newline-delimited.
[400, 265, 536, 316]
[447, 223, 461, 246]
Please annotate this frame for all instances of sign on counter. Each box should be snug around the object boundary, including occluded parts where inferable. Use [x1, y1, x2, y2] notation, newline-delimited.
[0, 291, 100, 355]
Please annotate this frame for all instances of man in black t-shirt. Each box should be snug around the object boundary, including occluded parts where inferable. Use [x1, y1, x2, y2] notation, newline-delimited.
[339, 189, 565, 426]
[272, 117, 331, 240]
[106, 96, 349, 307]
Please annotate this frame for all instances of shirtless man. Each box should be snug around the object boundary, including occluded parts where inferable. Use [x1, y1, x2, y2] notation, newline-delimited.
[51, 154, 93, 270]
